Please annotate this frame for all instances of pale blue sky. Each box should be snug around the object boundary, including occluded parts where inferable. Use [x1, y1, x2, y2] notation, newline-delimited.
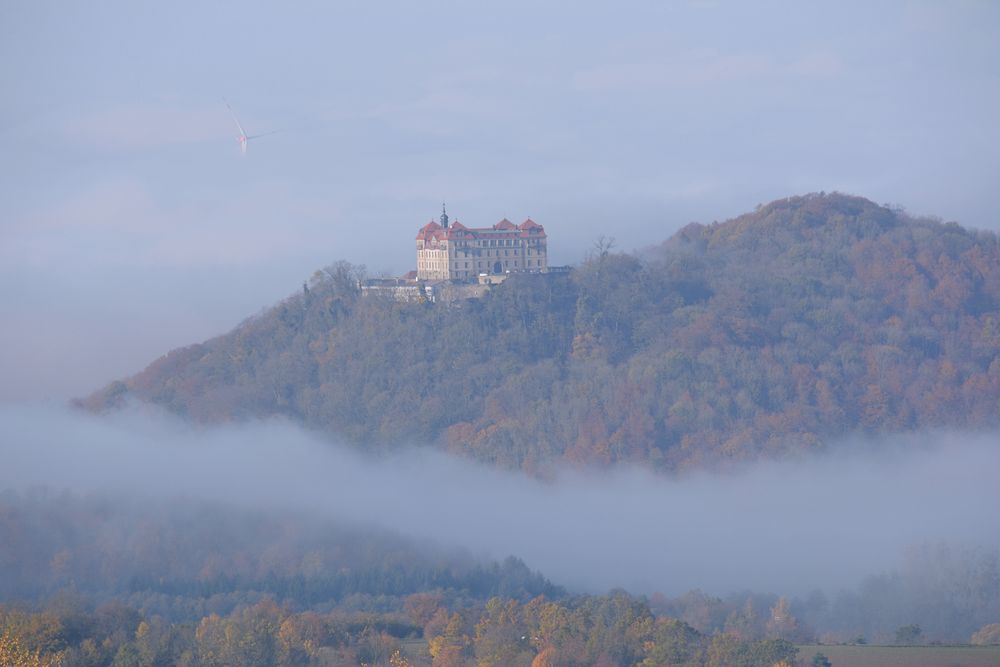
[1, 0, 998, 400]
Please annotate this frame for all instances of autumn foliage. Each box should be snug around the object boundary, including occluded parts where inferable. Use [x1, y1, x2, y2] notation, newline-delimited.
[81, 193, 1000, 473]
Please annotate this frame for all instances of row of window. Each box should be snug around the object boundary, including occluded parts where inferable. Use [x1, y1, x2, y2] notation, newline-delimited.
[453, 238, 542, 247]
[452, 248, 546, 258]
[420, 241, 545, 252]
[454, 259, 544, 269]
[421, 259, 544, 270]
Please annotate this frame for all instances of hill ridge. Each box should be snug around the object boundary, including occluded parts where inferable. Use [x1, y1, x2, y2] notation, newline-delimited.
[81, 193, 1000, 473]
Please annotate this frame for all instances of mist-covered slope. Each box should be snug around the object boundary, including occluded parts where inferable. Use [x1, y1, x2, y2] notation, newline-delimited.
[0, 491, 561, 619]
[81, 193, 1000, 472]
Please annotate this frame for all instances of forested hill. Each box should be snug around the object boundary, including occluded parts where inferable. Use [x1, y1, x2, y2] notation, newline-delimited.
[81, 193, 1000, 473]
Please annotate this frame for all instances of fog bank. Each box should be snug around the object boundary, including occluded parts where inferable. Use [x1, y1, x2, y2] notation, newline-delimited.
[2, 402, 998, 596]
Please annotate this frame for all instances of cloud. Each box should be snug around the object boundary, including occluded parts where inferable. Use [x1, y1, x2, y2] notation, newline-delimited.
[9, 180, 155, 233]
[66, 103, 229, 152]
[0, 179, 324, 270]
[789, 52, 845, 78]
[369, 74, 543, 140]
[572, 49, 844, 93]
[2, 402, 998, 597]
[572, 51, 774, 92]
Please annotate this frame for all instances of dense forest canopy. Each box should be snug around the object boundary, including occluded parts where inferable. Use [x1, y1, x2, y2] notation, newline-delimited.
[81, 193, 1000, 473]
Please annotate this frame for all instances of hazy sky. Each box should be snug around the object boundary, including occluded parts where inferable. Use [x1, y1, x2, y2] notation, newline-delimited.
[2, 0, 999, 400]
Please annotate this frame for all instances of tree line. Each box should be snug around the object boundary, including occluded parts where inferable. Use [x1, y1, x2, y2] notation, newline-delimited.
[2, 591, 804, 667]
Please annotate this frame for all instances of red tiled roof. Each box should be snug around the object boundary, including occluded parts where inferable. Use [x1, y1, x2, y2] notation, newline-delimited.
[416, 220, 444, 241]
[418, 217, 546, 241]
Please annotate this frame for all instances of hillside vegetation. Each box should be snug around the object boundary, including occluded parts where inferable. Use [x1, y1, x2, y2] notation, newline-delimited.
[3, 493, 999, 665]
[82, 193, 1000, 473]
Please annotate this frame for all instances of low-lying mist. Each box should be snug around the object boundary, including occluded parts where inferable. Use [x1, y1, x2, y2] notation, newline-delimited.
[2, 402, 998, 597]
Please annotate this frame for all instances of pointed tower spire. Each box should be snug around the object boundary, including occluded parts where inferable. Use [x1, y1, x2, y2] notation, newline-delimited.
[440, 202, 449, 229]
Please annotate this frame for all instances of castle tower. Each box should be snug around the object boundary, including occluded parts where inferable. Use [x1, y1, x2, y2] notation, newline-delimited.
[440, 203, 449, 229]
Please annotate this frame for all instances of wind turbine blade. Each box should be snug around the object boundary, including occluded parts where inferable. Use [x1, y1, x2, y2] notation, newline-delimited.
[246, 129, 281, 140]
[223, 98, 247, 138]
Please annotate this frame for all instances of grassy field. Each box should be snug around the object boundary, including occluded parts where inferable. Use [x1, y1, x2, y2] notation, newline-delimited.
[797, 644, 1000, 667]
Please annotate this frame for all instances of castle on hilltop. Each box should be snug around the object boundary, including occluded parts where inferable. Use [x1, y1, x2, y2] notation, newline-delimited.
[415, 205, 548, 281]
